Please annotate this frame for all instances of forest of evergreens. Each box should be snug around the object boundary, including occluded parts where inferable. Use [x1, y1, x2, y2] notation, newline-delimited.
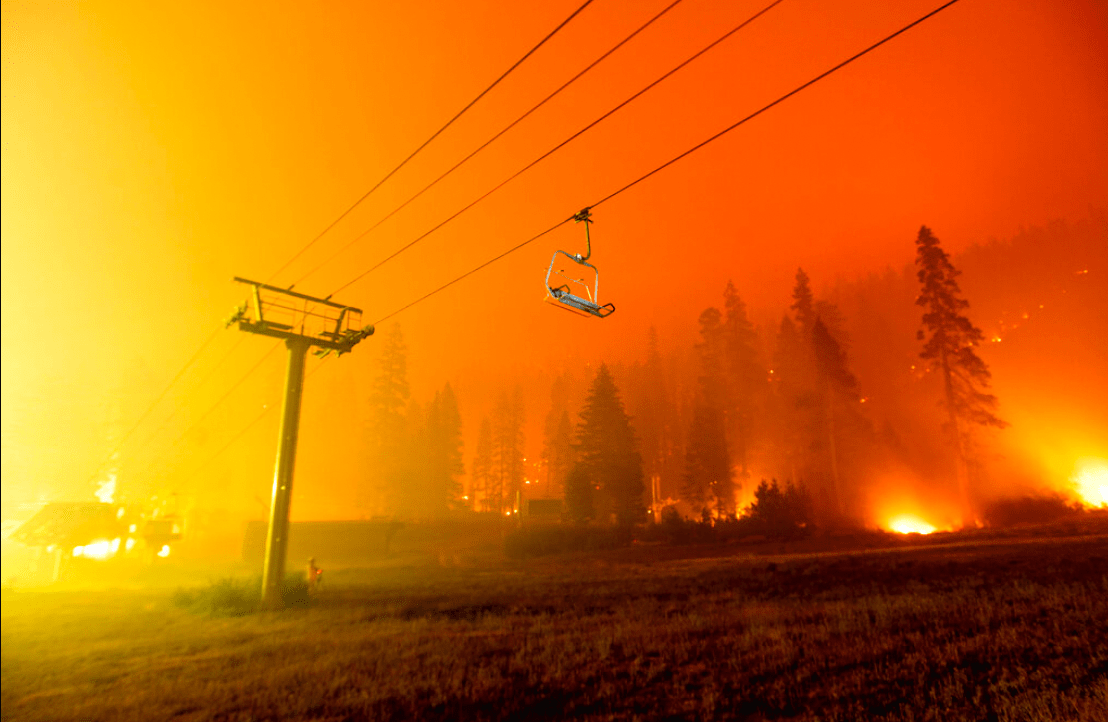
[356, 216, 1107, 530]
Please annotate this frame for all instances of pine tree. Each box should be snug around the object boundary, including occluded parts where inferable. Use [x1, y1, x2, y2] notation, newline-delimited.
[771, 314, 806, 487]
[425, 383, 464, 515]
[541, 377, 575, 498]
[564, 463, 595, 523]
[683, 402, 730, 517]
[472, 418, 494, 512]
[778, 271, 824, 501]
[396, 397, 427, 517]
[745, 479, 813, 537]
[811, 316, 858, 517]
[812, 318, 857, 392]
[366, 324, 411, 514]
[509, 387, 526, 505]
[722, 281, 763, 484]
[695, 307, 727, 395]
[638, 327, 672, 511]
[915, 225, 1005, 515]
[548, 411, 574, 498]
[683, 307, 733, 517]
[791, 268, 816, 333]
[492, 387, 525, 513]
[813, 299, 849, 349]
[368, 325, 410, 423]
[574, 364, 644, 525]
[773, 315, 802, 398]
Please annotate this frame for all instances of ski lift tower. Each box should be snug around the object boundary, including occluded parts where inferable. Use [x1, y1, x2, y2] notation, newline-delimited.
[227, 277, 373, 607]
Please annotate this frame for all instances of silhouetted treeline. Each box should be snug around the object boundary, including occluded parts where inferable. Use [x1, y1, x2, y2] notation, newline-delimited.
[361, 216, 1106, 526]
[361, 326, 464, 518]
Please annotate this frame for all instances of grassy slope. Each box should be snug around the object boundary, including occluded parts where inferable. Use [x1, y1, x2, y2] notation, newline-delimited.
[3, 532, 1107, 721]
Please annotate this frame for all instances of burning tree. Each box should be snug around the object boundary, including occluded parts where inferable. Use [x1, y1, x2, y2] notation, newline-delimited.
[683, 307, 733, 518]
[722, 282, 764, 485]
[914, 225, 1006, 517]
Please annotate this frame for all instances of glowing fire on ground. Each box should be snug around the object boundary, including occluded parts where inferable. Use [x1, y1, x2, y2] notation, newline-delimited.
[1072, 458, 1108, 508]
[887, 515, 937, 535]
[95, 476, 116, 504]
[72, 538, 118, 560]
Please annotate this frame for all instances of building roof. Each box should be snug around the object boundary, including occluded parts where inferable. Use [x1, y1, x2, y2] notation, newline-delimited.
[11, 502, 117, 547]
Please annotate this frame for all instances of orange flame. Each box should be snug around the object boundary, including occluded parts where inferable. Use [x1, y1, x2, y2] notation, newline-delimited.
[1072, 459, 1108, 508]
[887, 515, 938, 535]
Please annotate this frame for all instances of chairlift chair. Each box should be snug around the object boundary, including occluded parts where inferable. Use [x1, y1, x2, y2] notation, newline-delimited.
[544, 208, 616, 318]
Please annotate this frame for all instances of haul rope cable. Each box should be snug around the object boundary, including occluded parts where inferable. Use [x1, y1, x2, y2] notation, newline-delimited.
[292, 0, 689, 287]
[173, 1, 636, 486]
[370, 0, 964, 325]
[328, 0, 786, 298]
[178, 358, 332, 485]
[127, 343, 282, 486]
[266, 0, 598, 284]
[72, 0, 591, 496]
[126, 335, 248, 464]
[78, 323, 225, 491]
[170, 0, 964, 475]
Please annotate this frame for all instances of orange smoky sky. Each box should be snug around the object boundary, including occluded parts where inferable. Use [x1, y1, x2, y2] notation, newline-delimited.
[3, 0, 1106, 517]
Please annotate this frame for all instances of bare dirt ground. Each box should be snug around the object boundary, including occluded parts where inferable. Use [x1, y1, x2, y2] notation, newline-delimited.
[3, 518, 1107, 721]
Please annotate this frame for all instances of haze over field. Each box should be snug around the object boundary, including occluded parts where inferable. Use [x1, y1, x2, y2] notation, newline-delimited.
[3, 0, 1106, 535]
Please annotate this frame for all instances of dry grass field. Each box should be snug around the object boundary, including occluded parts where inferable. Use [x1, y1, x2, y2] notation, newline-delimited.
[3, 524, 1107, 721]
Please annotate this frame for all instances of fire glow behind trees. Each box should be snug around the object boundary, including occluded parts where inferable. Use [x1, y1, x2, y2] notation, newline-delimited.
[1, 0, 1106, 531]
[4, 6, 1108, 718]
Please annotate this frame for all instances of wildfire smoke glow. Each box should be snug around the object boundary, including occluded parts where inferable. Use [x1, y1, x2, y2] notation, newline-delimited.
[1072, 459, 1108, 508]
[887, 515, 938, 535]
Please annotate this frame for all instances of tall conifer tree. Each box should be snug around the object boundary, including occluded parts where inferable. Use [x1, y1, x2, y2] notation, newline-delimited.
[425, 383, 464, 515]
[722, 281, 763, 483]
[564, 463, 595, 523]
[573, 364, 644, 525]
[683, 307, 733, 517]
[366, 325, 410, 514]
[548, 411, 575, 499]
[492, 387, 526, 513]
[637, 327, 674, 511]
[784, 269, 825, 500]
[472, 418, 494, 512]
[915, 225, 1005, 515]
[812, 317, 857, 517]
[791, 268, 816, 333]
[771, 315, 804, 486]
[541, 376, 574, 498]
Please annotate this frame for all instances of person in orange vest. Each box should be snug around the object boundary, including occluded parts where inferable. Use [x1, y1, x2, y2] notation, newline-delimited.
[306, 557, 323, 593]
